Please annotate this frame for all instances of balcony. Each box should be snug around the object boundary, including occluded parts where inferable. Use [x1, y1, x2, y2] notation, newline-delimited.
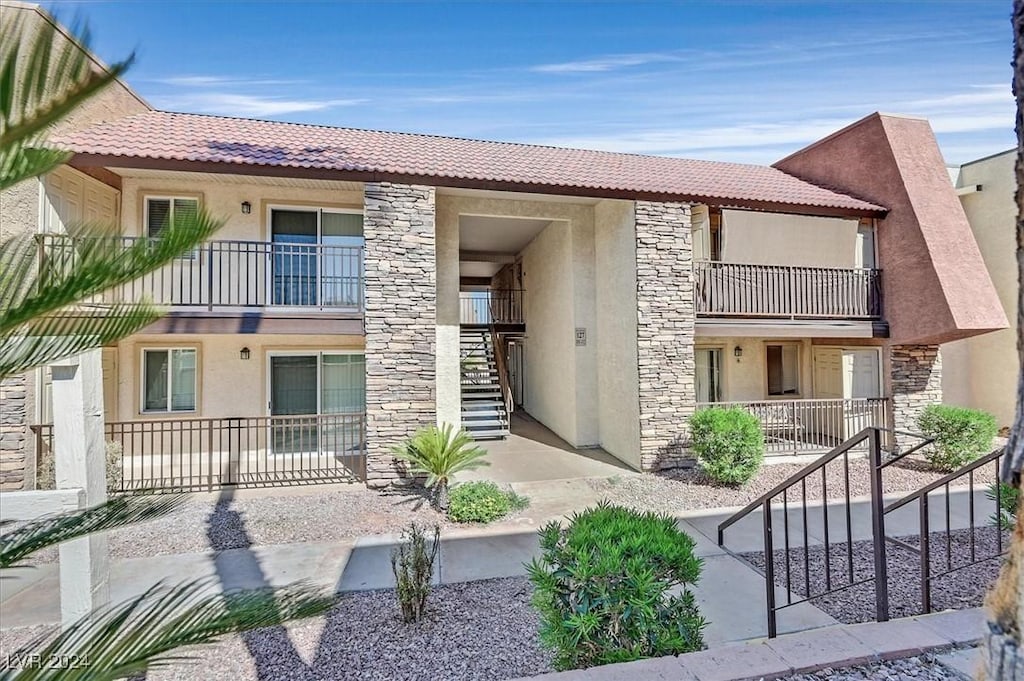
[39, 235, 364, 311]
[694, 261, 882, 320]
[459, 289, 525, 326]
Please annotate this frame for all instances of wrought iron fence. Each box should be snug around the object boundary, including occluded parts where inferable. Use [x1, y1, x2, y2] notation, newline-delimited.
[38, 235, 364, 310]
[32, 413, 366, 492]
[459, 289, 525, 325]
[696, 398, 890, 456]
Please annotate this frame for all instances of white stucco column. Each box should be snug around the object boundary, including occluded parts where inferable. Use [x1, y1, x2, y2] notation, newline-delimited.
[51, 348, 109, 627]
[435, 199, 462, 428]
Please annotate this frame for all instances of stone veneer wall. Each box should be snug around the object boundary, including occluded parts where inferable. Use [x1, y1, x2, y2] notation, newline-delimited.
[1, 374, 28, 490]
[634, 200, 696, 471]
[363, 183, 437, 487]
[890, 344, 942, 451]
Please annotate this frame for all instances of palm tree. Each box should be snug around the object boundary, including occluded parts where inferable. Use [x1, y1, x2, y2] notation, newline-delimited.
[0, 14, 333, 679]
[392, 423, 489, 510]
[984, 2, 1024, 677]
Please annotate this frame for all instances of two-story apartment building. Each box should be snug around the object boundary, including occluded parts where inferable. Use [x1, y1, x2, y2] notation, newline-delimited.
[0, 6, 1007, 492]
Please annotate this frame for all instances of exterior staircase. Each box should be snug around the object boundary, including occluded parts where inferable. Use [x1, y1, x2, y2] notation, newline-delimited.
[460, 328, 510, 439]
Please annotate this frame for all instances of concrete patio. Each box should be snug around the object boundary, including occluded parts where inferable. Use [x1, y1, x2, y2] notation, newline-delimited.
[463, 412, 635, 484]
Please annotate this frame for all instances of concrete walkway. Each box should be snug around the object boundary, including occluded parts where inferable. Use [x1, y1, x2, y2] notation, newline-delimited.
[0, 488, 994, 646]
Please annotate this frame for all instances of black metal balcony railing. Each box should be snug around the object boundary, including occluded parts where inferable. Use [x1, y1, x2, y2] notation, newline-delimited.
[459, 289, 525, 325]
[694, 261, 882, 320]
[32, 413, 367, 492]
[39, 235, 364, 311]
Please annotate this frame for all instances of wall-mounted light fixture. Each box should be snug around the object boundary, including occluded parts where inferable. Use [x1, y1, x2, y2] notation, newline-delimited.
[240, 347, 251, 360]
[241, 201, 252, 215]
[733, 345, 743, 360]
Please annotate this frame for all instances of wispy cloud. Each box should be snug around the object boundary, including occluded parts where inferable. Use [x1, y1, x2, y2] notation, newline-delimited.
[531, 51, 683, 73]
[151, 75, 305, 87]
[151, 93, 367, 117]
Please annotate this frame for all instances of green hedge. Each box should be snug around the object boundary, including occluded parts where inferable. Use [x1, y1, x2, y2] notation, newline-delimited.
[527, 502, 706, 670]
[689, 407, 765, 484]
[916, 404, 997, 472]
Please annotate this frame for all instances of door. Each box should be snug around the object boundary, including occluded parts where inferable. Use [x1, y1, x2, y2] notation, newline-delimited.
[268, 353, 366, 456]
[695, 348, 722, 403]
[270, 208, 364, 307]
[271, 209, 318, 306]
[842, 349, 881, 437]
[269, 355, 319, 453]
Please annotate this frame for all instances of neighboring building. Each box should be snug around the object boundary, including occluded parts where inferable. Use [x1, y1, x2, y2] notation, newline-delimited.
[0, 7, 1008, 491]
[942, 149, 1017, 428]
[0, 1, 150, 491]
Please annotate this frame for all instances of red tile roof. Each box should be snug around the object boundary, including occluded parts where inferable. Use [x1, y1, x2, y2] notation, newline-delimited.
[52, 110, 885, 214]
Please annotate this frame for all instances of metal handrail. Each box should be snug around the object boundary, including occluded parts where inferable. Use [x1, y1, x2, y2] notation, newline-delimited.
[694, 259, 883, 275]
[716, 427, 876, 544]
[885, 446, 1004, 514]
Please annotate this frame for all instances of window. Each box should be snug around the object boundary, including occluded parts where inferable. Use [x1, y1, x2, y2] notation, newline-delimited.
[856, 219, 876, 269]
[695, 348, 722, 403]
[145, 196, 199, 238]
[270, 207, 364, 307]
[766, 344, 800, 396]
[142, 348, 197, 412]
[709, 209, 722, 261]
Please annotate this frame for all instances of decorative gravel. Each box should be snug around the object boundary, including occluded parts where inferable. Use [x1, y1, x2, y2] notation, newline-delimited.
[742, 527, 1008, 623]
[133, 577, 548, 681]
[787, 652, 965, 680]
[591, 455, 999, 516]
[13, 485, 467, 565]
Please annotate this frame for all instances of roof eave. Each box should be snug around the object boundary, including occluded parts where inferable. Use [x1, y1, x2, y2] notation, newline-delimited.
[71, 153, 887, 219]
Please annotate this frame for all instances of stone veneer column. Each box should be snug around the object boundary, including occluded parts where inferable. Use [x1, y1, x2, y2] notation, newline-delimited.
[634, 200, 696, 471]
[0, 374, 28, 490]
[890, 344, 942, 452]
[363, 183, 437, 487]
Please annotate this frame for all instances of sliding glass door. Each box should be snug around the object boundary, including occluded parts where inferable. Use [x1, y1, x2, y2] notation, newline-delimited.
[270, 208, 363, 307]
[269, 352, 365, 455]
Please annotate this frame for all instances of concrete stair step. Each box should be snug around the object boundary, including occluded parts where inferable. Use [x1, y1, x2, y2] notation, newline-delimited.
[466, 428, 509, 440]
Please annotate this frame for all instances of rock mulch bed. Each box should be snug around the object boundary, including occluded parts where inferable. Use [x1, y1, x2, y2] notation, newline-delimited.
[787, 652, 966, 680]
[592, 455, 999, 516]
[1, 577, 551, 681]
[742, 527, 1008, 623]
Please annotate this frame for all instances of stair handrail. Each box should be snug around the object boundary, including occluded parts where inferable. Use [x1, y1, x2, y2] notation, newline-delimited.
[884, 445, 1004, 514]
[490, 327, 515, 417]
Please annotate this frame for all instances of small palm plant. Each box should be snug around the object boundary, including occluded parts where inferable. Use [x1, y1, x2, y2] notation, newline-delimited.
[392, 423, 489, 510]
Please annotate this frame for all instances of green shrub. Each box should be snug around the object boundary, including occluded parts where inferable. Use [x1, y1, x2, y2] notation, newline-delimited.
[688, 407, 765, 484]
[527, 502, 706, 670]
[917, 405, 998, 472]
[448, 481, 529, 523]
[391, 522, 440, 623]
[988, 481, 1020, 531]
[391, 423, 489, 510]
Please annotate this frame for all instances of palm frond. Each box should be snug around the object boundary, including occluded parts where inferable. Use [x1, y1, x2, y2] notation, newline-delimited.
[0, 302, 163, 377]
[0, 212, 222, 335]
[1, 580, 335, 681]
[392, 423, 490, 488]
[0, 495, 186, 569]
[0, 15, 133, 190]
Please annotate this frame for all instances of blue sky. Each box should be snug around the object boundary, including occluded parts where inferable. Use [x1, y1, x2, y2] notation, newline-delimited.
[44, 0, 1014, 165]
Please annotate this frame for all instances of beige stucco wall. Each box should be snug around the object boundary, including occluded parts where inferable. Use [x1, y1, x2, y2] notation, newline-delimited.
[720, 210, 861, 268]
[698, 337, 816, 401]
[119, 176, 364, 239]
[436, 193, 601, 448]
[594, 199, 641, 467]
[942, 151, 1017, 426]
[434, 198, 461, 428]
[112, 334, 364, 422]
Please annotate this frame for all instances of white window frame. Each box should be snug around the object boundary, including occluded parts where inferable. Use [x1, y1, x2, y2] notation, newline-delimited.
[143, 195, 200, 238]
[695, 346, 724, 403]
[140, 347, 198, 414]
[765, 342, 802, 398]
[265, 350, 365, 416]
[265, 204, 364, 308]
